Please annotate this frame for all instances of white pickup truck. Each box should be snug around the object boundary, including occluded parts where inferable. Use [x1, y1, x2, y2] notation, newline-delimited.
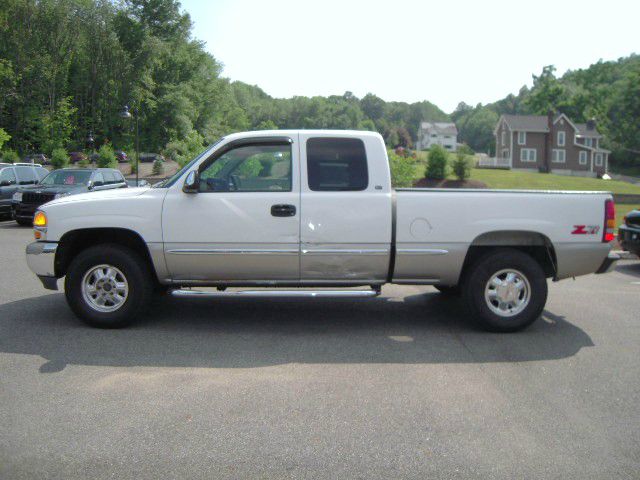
[26, 130, 618, 331]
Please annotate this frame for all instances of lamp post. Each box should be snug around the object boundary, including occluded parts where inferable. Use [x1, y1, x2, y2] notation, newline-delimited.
[120, 105, 139, 186]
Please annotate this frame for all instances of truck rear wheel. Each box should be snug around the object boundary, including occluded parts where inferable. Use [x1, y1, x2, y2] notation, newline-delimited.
[462, 248, 547, 332]
[64, 244, 152, 328]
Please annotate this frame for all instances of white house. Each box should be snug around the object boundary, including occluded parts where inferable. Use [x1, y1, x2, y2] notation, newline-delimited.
[415, 122, 458, 151]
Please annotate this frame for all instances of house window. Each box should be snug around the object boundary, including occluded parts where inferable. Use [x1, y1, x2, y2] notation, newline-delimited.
[551, 149, 566, 163]
[517, 131, 526, 145]
[557, 131, 565, 146]
[501, 130, 506, 146]
[579, 151, 588, 165]
[595, 153, 603, 167]
[584, 138, 592, 147]
[502, 148, 509, 159]
[520, 148, 537, 162]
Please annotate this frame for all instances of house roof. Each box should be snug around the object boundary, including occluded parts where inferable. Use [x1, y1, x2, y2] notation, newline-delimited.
[501, 115, 549, 132]
[574, 123, 603, 138]
[420, 122, 458, 135]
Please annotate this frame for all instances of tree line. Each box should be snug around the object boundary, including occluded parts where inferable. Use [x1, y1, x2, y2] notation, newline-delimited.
[0, 0, 638, 171]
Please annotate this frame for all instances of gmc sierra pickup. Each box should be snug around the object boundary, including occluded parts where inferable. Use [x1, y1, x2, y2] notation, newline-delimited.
[26, 130, 618, 331]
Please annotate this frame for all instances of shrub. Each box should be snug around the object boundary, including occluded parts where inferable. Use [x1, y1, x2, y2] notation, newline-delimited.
[152, 158, 164, 175]
[425, 145, 448, 180]
[237, 158, 262, 178]
[1, 149, 19, 164]
[77, 157, 89, 168]
[50, 147, 69, 170]
[129, 154, 138, 174]
[96, 144, 117, 168]
[388, 150, 416, 187]
[452, 151, 471, 181]
[163, 131, 205, 166]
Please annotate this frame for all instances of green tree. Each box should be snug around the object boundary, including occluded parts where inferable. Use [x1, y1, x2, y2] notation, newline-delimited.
[0, 128, 10, 150]
[50, 147, 69, 170]
[1, 149, 19, 164]
[451, 150, 471, 181]
[426, 145, 448, 180]
[97, 144, 117, 168]
[525, 65, 567, 115]
[388, 150, 416, 187]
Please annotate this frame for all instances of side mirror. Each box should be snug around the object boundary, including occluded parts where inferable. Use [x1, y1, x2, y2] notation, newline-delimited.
[183, 170, 199, 193]
[92, 180, 104, 188]
[0, 180, 11, 187]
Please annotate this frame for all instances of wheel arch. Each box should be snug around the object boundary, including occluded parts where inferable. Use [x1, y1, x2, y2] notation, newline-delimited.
[460, 230, 557, 282]
[54, 228, 160, 281]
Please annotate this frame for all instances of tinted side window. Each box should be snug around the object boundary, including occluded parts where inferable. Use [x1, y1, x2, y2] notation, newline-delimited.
[307, 138, 368, 191]
[15, 166, 37, 184]
[35, 167, 48, 181]
[0, 168, 16, 184]
[93, 172, 105, 185]
[103, 171, 117, 184]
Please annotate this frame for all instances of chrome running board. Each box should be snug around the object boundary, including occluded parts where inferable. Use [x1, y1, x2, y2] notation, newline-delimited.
[171, 288, 380, 299]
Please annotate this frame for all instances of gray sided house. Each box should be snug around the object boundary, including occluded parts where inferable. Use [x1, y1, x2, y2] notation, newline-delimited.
[493, 113, 609, 176]
[416, 122, 458, 151]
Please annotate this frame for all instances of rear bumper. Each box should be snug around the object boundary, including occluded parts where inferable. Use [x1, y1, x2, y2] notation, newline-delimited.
[26, 241, 59, 290]
[595, 252, 620, 274]
[618, 225, 640, 253]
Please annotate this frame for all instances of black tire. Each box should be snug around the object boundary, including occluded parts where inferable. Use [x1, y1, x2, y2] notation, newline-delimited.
[16, 218, 32, 226]
[462, 248, 547, 332]
[64, 244, 153, 328]
[434, 285, 460, 296]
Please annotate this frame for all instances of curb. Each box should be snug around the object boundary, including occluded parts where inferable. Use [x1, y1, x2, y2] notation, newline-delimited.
[612, 250, 638, 260]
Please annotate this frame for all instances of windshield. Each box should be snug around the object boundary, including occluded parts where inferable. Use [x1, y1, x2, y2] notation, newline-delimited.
[40, 169, 92, 186]
[155, 138, 225, 188]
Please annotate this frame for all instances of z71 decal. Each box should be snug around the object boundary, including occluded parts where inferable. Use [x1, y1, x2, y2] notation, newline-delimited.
[571, 225, 600, 235]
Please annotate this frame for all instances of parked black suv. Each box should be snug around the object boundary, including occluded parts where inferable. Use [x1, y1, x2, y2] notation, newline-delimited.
[13, 167, 127, 225]
[618, 209, 640, 258]
[0, 164, 49, 219]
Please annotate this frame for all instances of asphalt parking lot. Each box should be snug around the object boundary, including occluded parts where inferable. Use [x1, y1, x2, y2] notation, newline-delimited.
[1, 221, 638, 479]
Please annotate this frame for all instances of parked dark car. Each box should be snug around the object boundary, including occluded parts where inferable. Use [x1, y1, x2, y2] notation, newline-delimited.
[13, 167, 127, 225]
[23, 153, 50, 166]
[0, 164, 49, 219]
[618, 210, 640, 257]
[115, 150, 128, 163]
[69, 151, 87, 164]
[139, 152, 165, 163]
[125, 178, 150, 187]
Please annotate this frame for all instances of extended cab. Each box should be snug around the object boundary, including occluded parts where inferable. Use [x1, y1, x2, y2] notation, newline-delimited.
[26, 130, 618, 331]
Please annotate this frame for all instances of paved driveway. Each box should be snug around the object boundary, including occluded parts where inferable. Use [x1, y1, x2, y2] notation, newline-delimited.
[1, 221, 638, 479]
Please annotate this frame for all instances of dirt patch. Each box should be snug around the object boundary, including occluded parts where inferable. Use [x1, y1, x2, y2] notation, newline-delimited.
[412, 178, 488, 189]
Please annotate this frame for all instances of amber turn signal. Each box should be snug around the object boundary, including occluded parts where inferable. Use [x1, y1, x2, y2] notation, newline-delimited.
[33, 211, 47, 227]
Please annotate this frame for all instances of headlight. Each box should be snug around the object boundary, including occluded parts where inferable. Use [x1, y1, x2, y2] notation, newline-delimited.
[54, 192, 69, 199]
[12, 192, 22, 201]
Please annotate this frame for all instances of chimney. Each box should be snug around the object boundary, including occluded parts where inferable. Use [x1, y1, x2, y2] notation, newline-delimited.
[586, 118, 596, 131]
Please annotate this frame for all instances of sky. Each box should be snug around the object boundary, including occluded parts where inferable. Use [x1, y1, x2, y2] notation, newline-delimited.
[180, 0, 639, 113]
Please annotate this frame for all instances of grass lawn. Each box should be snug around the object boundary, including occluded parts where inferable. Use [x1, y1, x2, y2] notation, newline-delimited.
[469, 168, 640, 194]
[411, 152, 640, 194]
[617, 204, 640, 225]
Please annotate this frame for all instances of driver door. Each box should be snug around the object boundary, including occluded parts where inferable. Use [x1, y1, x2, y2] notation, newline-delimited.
[162, 135, 300, 282]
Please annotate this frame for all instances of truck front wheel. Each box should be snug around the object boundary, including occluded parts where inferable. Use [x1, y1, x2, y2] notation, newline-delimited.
[64, 244, 152, 328]
[463, 249, 547, 332]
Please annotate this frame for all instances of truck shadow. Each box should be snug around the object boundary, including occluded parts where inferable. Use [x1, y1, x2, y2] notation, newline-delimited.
[0, 292, 594, 373]
[615, 261, 640, 278]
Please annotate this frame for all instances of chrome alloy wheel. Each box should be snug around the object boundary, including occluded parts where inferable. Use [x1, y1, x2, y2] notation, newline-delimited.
[81, 264, 129, 313]
[484, 269, 531, 317]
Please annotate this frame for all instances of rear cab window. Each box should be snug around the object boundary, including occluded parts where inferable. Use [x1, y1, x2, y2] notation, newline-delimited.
[306, 137, 368, 191]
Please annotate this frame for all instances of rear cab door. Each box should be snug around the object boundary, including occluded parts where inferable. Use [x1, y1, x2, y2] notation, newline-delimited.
[298, 132, 392, 282]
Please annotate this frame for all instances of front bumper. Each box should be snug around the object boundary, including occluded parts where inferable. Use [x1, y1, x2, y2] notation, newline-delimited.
[14, 202, 37, 220]
[618, 225, 640, 254]
[26, 241, 59, 290]
[595, 252, 620, 274]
